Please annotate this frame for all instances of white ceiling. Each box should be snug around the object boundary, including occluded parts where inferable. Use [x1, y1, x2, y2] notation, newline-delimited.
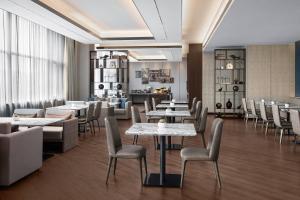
[205, 0, 300, 51]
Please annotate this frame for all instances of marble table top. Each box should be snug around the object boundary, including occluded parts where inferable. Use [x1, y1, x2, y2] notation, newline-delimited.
[48, 104, 89, 111]
[146, 110, 191, 117]
[0, 117, 64, 126]
[161, 100, 188, 104]
[125, 123, 197, 136]
[156, 104, 189, 109]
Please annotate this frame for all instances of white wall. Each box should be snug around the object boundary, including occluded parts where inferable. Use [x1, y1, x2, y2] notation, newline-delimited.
[202, 52, 215, 112]
[77, 43, 90, 101]
[129, 60, 187, 100]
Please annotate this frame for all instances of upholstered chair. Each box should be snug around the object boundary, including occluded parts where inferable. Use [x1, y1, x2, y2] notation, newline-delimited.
[249, 99, 261, 128]
[104, 117, 147, 185]
[289, 109, 300, 144]
[78, 103, 95, 136]
[271, 104, 292, 144]
[180, 118, 224, 188]
[242, 98, 255, 123]
[92, 101, 102, 133]
[144, 101, 161, 122]
[259, 101, 273, 135]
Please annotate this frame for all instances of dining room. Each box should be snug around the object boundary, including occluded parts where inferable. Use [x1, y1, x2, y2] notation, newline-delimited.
[1, 0, 300, 200]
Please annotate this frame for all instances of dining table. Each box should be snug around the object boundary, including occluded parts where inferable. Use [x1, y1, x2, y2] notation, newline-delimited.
[161, 100, 188, 104]
[156, 103, 189, 110]
[146, 110, 191, 150]
[48, 104, 89, 116]
[125, 123, 196, 187]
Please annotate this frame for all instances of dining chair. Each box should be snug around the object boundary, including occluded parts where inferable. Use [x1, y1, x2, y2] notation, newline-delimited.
[259, 101, 273, 135]
[131, 106, 158, 149]
[180, 118, 224, 188]
[104, 116, 147, 185]
[92, 101, 102, 133]
[78, 103, 95, 136]
[144, 101, 161, 122]
[152, 97, 157, 111]
[289, 109, 300, 144]
[271, 104, 292, 144]
[43, 101, 52, 109]
[181, 101, 202, 145]
[242, 98, 255, 123]
[190, 97, 198, 115]
[249, 99, 261, 128]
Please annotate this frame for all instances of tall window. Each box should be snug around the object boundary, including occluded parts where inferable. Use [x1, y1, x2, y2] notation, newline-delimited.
[0, 9, 65, 115]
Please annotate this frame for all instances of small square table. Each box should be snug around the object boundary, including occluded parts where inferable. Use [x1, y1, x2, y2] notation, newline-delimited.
[126, 123, 196, 187]
[161, 100, 188, 104]
[156, 103, 189, 110]
[0, 117, 64, 126]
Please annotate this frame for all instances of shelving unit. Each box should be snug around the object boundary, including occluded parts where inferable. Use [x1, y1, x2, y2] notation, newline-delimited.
[90, 51, 129, 98]
[214, 48, 246, 117]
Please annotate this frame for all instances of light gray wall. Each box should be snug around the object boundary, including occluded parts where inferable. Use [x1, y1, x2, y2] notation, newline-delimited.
[129, 60, 187, 100]
[202, 52, 215, 112]
[77, 43, 90, 101]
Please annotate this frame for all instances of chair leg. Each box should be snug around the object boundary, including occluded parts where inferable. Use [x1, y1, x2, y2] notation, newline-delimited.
[280, 129, 284, 144]
[139, 158, 143, 185]
[97, 119, 101, 133]
[113, 158, 117, 175]
[106, 157, 113, 184]
[181, 136, 184, 146]
[201, 133, 206, 148]
[213, 161, 222, 188]
[261, 120, 265, 129]
[265, 122, 269, 136]
[180, 160, 187, 188]
[132, 136, 136, 144]
[143, 156, 148, 177]
[254, 117, 258, 128]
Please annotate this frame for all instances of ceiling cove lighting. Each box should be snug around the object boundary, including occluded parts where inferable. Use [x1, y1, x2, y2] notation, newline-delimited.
[33, 0, 153, 40]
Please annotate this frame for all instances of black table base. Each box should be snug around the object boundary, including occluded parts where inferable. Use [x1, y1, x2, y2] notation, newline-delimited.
[156, 143, 182, 150]
[144, 173, 181, 187]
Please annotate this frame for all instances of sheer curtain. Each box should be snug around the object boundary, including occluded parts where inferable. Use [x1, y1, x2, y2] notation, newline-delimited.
[0, 9, 66, 116]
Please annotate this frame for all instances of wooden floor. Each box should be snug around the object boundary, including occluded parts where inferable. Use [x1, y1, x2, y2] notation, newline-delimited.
[1, 112, 300, 200]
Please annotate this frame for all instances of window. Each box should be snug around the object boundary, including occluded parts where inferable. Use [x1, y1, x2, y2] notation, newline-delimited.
[0, 9, 65, 115]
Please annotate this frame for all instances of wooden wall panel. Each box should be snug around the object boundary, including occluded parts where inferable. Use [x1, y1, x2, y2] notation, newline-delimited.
[187, 44, 203, 105]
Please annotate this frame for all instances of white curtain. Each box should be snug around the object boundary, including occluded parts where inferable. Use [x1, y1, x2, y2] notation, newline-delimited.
[0, 9, 65, 116]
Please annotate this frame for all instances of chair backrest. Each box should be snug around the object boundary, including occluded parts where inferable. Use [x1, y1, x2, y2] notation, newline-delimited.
[272, 104, 282, 128]
[87, 103, 95, 121]
[249, 99, 257, 116]
[104, 117, 122, 156]
[207, 118, 224, 161]
[43, 101, 52, 109]
[242, 98, 248, 113]
[290, 109, 300, 135]
[65, 101, 85, 105]
[259, 101, 268, 121]
[45, 109, 75, 119]
[195, 101, 202, 121]
[152, 98, 157, 111]
[131, 106, 141, 124]
[190, 97, 197, 114]
[144, 101, 151, 113]
[94, 101, 102, 118]
[197, 107, 208, 133]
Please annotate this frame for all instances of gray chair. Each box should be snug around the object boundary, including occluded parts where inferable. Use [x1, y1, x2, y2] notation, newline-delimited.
[259, 101, 273, 135]
[152, 97, 157, 111]
[242, 98, 255, 123]
[183, 100, 202, 123]
[0, 123, 43, 186]
[197, 107, 209, 148]
[131, 106, 158, 149]
[104, 117, 147, 185]
[144, 101, 161, 122]
[271, 104, 292, 144]
[181, 101, 202, 146]
[180, 118, 224, 188]
[190, 97, 197, 115]
[43, 101, 52, 109]
[249, 99, 261, 128]
[78, 103, 95, 136]
[289, 109, 300, 144]
[92, 101, 102, 133]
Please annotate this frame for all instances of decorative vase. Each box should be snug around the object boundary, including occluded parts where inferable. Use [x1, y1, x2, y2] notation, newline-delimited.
[218, 87, 223, 92]
[117, 84, 122, 90]
[226, 99, 232, 109]
[98, 84, 104, 89]
[233, 85, 239, 91]
[216, 103, 222, 109]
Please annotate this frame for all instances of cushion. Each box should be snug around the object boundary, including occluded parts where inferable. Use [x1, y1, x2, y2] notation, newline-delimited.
[0, 122, 12, 134]
[116, 145, 146, 158]
[45, 112, 72, 120]
[180, 147, 209, 161]
[13, 113, 37, 118]
[114, 109, 126, 115]
[119, 98, 127, 109]
[43, 126, 63, 141]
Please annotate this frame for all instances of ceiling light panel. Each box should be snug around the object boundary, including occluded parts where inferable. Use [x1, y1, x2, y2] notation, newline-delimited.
[38, 0, 153, 39]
